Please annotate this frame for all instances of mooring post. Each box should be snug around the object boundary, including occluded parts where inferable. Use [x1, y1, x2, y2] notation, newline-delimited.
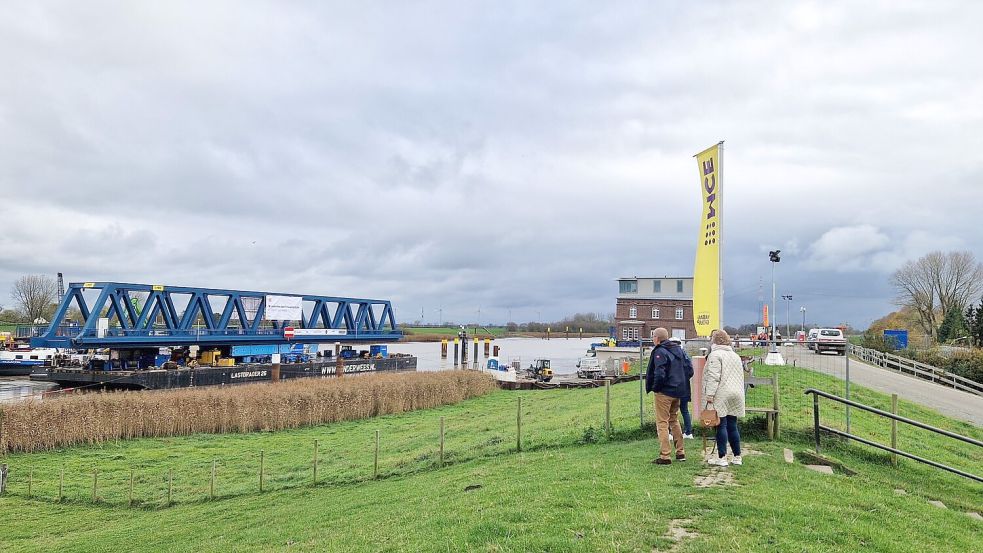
[334, 341, 341, 357]
[313, 440, 319, 485]
[473, 337, 479, 365]
[546, 327, 550, 340]
[441, 339, 448, 359]
[891, 394, 898, 468]
[439, 417, 445, 467]
[516, 397, 523, 452]
[374, 430, 380, 479]
[493, 345, 500, 357]
[565, 326, 569, 339]
[605, 380, 612, 436]
[453, 339, 459, 367]
[0, 464, 7, 496]
[483, 338, 490, 357]
[579, 327, 583, 339]
[461, 336, 468, 366]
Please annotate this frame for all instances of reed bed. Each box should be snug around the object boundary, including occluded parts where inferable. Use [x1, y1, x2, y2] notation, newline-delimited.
[0, 371, 497, 454]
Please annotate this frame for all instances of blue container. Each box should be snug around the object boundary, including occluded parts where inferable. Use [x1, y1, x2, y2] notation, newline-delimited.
[883, 329, 908, 350]
[370, 345, 388, 357]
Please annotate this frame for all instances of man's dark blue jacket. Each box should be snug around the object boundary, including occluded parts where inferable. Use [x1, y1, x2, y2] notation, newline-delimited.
[645, 340, 694, 399]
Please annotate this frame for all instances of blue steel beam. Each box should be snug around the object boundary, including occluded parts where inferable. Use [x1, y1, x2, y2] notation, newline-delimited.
[31, 282, 403, 349]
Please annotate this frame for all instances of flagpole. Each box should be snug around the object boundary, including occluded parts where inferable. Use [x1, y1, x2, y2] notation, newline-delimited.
[717, 140, 724, 331]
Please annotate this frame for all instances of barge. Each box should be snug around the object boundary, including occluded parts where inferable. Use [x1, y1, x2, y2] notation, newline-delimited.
[32, 355, 417, 390]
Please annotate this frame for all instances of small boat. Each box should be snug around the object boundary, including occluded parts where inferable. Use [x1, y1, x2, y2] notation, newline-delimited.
[0, 348, 59, 376]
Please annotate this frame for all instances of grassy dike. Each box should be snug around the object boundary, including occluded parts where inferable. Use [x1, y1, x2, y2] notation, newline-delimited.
[2, 363, 981, 552]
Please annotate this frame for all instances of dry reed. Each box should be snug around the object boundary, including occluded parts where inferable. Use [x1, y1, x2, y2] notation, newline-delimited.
[0, 371, 497, 454]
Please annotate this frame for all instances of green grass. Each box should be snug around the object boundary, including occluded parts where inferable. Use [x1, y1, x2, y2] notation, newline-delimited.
[402, 326, 510, 337]
[2, 362, 981, 552]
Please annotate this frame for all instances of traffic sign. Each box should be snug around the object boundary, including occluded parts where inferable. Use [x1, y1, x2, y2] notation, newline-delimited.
[284, 326, 295, 340]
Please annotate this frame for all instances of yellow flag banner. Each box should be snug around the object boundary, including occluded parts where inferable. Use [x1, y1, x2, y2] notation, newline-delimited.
[763, 305, 769, 328]
[693, 142, 722, 336]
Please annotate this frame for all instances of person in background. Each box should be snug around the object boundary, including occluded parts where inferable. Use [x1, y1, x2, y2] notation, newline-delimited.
[646, 327, 694, 465]
[669, 336, 694, 439]
[703, 329, 746, 467]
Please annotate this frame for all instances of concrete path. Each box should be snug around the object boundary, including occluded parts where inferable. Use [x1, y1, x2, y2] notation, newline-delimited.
[788, 348, 983, 427]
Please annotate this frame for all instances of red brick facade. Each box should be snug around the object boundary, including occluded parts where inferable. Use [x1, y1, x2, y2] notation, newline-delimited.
[615, 298, 697, 341]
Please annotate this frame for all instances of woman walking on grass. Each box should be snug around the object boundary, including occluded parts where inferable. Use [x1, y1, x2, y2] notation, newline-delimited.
[703, 329, 745, 467]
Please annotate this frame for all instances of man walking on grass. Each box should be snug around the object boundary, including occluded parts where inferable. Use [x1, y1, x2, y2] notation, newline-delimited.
[645, 327, 694, 465]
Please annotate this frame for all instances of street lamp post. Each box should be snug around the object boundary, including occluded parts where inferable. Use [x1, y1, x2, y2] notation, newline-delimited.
[800, 306, 806, 332]
[765, 250, 784, 365]
[781, 295, 793, 339]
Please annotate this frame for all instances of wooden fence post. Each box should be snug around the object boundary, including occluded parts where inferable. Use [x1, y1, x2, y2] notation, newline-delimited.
[313, 439, 319, 486]
[891, 394, 899, 467]
[516, 397, 523, 452]
[259, 450, 265, 492]
[373, 430, 380, 479]
[439, 417, 445, 467]
[0, 464, 7, 496]
[605, 380, 612, 437]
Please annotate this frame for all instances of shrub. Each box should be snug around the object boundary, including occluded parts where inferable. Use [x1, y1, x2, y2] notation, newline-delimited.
[0, 371, 497, 454]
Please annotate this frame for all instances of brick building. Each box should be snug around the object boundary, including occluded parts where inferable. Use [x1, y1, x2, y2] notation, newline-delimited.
[615, 276, 697, 342]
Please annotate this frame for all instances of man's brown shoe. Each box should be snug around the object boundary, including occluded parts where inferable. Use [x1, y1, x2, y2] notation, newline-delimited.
[676, 454, 686, 461]
[652, 458, 672, 465]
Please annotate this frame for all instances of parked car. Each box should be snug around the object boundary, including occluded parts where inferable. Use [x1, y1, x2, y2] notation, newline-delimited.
[815, 328, 846, 355]
[807, 328, 820, 350]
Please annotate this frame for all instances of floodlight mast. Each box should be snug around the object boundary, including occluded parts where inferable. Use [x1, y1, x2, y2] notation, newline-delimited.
[768, 250, 781, 353]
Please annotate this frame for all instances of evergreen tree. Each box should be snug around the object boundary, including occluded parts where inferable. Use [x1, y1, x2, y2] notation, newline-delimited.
[937, 307, 969, 343]
[968, 299, 983, 347]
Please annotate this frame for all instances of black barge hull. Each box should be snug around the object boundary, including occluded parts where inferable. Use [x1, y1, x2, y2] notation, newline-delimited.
[32, 357, 418, 390]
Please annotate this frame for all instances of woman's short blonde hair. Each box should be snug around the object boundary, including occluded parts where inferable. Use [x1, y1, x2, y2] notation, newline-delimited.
[711, 329, 731, 346]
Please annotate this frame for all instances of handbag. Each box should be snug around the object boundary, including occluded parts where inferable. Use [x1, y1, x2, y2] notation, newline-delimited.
[700, 401, 720, 427]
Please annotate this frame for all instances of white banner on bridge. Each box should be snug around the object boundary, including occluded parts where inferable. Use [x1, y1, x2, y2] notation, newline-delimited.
[292, 328, 348, 337]
[264, 295, 303, 320]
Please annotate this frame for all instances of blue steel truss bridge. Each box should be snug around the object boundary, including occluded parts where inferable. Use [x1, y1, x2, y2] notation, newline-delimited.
[30, 282, 402, 349]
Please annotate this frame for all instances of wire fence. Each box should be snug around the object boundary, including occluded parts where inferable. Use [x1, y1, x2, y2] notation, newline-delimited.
[0, 382, 654, 509]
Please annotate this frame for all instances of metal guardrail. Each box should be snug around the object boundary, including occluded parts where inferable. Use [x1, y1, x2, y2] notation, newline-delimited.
[805, 388, 982, 483]
[852, 345, 983, 397]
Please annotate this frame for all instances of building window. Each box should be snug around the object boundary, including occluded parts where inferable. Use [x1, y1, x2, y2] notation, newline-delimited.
[653, 280, 661, 293]
[629, 306, 637, 319]
[676, 280, 684, 293]
[652, 307, 660, 319]
[622, 328, 629, 339]
[675, 308, 684, 320]
[619, 280, 638, 294]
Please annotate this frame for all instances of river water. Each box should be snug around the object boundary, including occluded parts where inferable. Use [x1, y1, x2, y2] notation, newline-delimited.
[381, 337, 605, 374]
[0, 337, 606, 403]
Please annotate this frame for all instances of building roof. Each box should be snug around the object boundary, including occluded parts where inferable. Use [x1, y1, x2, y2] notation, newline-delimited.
[616, 276, 693, 280]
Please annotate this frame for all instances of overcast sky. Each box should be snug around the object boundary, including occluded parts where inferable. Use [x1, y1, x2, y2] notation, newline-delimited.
[1, 1, 981, 329]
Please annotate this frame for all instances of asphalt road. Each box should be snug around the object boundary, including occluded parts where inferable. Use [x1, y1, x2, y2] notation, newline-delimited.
[786, 347, 983, 427]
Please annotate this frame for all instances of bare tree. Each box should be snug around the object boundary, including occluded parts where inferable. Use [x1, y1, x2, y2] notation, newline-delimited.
[11, 275, 58, 324]
[891, 251, 983, 339]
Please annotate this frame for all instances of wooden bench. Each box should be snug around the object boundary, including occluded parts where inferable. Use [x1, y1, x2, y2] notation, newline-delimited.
[746, 373, 780, 439]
